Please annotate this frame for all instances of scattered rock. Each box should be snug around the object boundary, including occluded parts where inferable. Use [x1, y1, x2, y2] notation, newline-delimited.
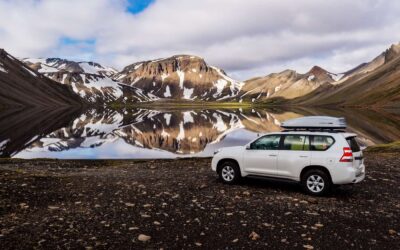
[138, 234, 151, 242]
[249, 231, 260, 240]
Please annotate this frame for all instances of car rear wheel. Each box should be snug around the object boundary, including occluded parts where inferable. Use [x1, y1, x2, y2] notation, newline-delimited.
[218, 161, 241, 184]
[301, 169, 331, 196]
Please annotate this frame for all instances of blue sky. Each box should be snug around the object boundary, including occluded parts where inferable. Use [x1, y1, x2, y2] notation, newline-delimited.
[126, 0, 154, 14]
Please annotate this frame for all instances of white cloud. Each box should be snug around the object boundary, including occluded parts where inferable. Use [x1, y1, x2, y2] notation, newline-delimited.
[1, 0, 400, 80]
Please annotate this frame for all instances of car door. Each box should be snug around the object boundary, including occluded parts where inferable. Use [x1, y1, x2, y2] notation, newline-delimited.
[276, 134, 311, 180]
[242, 134, 281, 176]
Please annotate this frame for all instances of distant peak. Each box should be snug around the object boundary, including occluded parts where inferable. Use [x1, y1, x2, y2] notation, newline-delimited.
[308, 65, 328, 75]
[0, 48, 7, 56]
[384, 42, 400, 62]
[388, 42, 400, 54]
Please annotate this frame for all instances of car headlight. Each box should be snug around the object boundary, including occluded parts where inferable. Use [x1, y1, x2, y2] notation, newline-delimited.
[213, 149, 221, 155]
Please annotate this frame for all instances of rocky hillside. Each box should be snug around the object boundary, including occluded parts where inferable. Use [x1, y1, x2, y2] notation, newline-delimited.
[114, 55, 244, 101]
[239, 66, 340, 102]
[14, 42, 400, 107]
[23, 58, 158, 103]
[0, 49, 83, 107]
[293, 43, 400, 107]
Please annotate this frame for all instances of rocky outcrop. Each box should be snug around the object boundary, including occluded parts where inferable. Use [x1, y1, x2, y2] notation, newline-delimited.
[114, 55, 244, 101]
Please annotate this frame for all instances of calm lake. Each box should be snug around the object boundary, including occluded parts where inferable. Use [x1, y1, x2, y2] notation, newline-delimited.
[1, 107, 399, 159]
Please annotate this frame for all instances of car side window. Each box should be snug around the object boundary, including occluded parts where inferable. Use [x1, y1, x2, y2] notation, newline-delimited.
[311, 136, 335, 151]
[250, 135, 281, 150]
[282, 135, 310, 151]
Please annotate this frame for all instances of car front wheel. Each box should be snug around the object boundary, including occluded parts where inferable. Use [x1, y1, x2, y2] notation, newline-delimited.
[301, 169, 331, 196]
[218, 161, 241, 184]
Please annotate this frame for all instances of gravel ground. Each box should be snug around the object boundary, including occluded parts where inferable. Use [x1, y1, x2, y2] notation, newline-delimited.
[0, 152, 399, 249]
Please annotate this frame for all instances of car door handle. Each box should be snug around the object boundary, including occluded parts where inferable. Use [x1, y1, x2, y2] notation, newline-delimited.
[299, 156, 308, 158]
[269, 154, 277, 157]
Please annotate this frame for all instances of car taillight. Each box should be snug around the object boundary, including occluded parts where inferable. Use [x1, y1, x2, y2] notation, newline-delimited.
[340, 147, 353, 162]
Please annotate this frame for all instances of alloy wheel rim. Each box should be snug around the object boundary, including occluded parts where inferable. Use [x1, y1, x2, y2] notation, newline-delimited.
[306, 174, 325, 193]
[221, 166, 235, 181]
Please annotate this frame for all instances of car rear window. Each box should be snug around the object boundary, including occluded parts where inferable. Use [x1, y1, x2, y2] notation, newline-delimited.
[311, 136, 335, 151]
[346, 137, 361, 152]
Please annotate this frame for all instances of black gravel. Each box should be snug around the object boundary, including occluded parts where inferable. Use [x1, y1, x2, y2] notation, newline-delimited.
[0, 153, 399, 249]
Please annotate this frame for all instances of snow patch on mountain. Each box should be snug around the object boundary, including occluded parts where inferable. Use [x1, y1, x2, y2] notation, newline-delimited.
[164, 113, 172, 126]
[0, 62, 7, 73]
[212, 113, 228, 132]
[213, 79, 228, 97]
[164, 85, 171, 97]
[82, 77, 123, 99]
[183, 111, 194, 124]
[183, 87, 194, 99]
[177, 70, 185, 88]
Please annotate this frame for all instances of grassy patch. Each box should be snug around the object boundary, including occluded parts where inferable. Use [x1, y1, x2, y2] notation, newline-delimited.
[365, 141, 400, 153]
[108, 100, 261, 109]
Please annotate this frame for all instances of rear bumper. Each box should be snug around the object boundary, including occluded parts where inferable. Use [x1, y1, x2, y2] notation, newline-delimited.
[331, 163, 365, 185]
[353, 169, 365, 183]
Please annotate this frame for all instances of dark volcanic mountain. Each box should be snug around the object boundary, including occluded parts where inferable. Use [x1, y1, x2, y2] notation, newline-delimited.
[114, 55, 244, 101]
[0, 49, 83, 107]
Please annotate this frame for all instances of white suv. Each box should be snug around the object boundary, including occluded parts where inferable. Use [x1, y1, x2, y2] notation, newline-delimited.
[211, 117, 365, 196]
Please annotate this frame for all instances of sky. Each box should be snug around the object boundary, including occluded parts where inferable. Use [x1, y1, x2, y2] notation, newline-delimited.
[1, 0, 400, 80]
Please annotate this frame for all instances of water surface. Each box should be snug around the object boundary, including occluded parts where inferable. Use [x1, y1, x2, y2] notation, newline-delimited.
[1, 107, 399, 159]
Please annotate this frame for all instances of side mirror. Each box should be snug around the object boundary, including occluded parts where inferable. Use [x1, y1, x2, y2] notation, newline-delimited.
[246, 144, 251, 150]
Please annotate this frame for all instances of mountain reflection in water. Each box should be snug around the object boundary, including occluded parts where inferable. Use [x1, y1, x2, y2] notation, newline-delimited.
[0, 107, 399, 159]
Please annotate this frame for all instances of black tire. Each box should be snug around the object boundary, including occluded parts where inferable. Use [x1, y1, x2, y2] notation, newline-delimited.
[301, 169, 332, 196]
[218, 161, 241, 184]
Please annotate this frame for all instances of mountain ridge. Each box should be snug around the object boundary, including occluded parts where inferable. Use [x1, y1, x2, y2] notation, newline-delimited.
[4, 42, 400, 107]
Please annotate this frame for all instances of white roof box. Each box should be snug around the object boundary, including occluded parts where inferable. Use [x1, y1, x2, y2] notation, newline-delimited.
[281, 116, 346, 130]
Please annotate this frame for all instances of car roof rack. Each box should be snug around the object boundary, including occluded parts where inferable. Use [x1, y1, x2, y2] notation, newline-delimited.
[280, 116, 347, 131]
